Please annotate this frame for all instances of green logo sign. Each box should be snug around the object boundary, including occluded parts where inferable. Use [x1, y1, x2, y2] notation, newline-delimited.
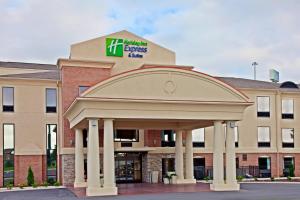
[106, 38, 124, 57]
[105, 37, 148, 58]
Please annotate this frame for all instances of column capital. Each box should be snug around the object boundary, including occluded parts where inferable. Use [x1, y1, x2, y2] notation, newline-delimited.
[103, 118, 115, 121]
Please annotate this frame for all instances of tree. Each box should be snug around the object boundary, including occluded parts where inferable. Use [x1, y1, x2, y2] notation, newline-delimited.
[27, 166, 35, 186]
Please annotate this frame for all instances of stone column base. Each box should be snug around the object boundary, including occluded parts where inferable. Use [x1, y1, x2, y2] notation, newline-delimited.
[74, 181, 87, 188]
[210, 183, 240, 191]
[86, 186, 118, 196]
[176, 179, 197, 184]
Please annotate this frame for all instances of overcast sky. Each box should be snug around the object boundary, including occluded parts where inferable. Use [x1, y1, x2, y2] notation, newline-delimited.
[1, 0, 299, 82]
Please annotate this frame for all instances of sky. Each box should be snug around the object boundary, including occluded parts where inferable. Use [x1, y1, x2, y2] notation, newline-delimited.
[0, 0, 300, 82]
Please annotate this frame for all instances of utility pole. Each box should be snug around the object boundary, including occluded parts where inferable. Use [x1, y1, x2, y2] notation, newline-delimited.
[252, 62, 258, 80]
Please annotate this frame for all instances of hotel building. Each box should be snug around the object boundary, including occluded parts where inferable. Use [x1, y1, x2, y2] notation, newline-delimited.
[0, 30, 299, 196]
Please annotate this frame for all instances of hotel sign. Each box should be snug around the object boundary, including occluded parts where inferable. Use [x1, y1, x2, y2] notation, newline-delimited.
[106, 38, 148, 58]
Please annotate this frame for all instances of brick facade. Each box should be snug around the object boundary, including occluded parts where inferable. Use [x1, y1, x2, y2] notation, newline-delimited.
[61, 66, 111, 148]
[14, 155, 46, 185]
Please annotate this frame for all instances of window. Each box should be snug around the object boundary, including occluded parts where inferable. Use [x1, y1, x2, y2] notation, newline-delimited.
[224, 126, 239, 147]
[257, 96, 270, 117]
[258, 127, 271, 147]
[2, 87, 14, 112]
[3, 124, 15, 186]
[78, 86, 89, 95]
[46, 88, 57, 113]
[114, 129, 139, 142]
[46, 124, 57, 183]
[161, 130, 175, 147]
[192, 128, 205, 147]
[282, 99, 294, 119]
[282, 128, 294, 148]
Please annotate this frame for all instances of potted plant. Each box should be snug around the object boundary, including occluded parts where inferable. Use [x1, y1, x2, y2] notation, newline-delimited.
[163, 175, 170, 184]
[170, 173, 177, 184]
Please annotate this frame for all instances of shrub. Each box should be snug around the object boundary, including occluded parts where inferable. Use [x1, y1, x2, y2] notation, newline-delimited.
[54, 181, 60, 187]
[27, 166, 35, 186]
[254, 177, 258, 181]
[18, 183, 27, 189]
[32, 183, 38, 188]
[289, 164, 295, 177]
[204, 176, 211, 182]
[270, 177, 275, 181]
[236, 176, 244, 182]
[287, 176, 292, 181]
[47, 178, 55, 185]
[6, 183, 13, 190]
[42, 181, 49, 187]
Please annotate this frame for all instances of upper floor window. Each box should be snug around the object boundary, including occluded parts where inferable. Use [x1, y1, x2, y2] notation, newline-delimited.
[114, 129, 139, 142]
[161, 130, 175, 147]
[192, 128, 205, 147]
[282, 128, 294, 148]
[78, 86, 89, 95]
[282, 99, 294, 119]
[46, 88, 57, 113]
[258, 127, 271, 147]
[2, 87, 14, 112]
[257, 96, 270, 117]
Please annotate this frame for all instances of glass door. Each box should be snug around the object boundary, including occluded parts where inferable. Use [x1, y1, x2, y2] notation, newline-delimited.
[115, 152, 142, 183]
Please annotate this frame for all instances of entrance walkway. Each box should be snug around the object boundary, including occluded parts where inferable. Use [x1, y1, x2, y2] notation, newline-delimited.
[69, 183, 210, 197]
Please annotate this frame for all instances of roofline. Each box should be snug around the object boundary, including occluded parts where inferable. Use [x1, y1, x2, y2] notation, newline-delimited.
[57, 58, 115, 69]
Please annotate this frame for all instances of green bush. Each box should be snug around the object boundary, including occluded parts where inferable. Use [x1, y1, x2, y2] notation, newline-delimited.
[6, 183, 13, 190]
[27, 166, 35, 186]
[287, 176, 292, 181]
[54, 181, 60, 187]
[42, 181, 49, 187]
[204, 176, 211, 182]
[236, 176, 244, 182]
[47, 178, 56, 185]
[18, 183, 27, 189]
[254, 177, 258, 181]
[289, 164, 295, 177]
[270, 177, 275, 181]
[32, 183, 38, 188]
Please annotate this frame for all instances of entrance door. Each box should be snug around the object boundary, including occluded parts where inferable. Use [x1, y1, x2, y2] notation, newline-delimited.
[258, 157, 271, 178]
[194, 158, 205, 180]
[115, 152, 142, 183]
[283, 157, 294, 177]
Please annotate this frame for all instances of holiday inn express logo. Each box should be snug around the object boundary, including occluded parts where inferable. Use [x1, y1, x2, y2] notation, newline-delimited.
[105, 37, 148, 58]
[106, 38, 124, 57]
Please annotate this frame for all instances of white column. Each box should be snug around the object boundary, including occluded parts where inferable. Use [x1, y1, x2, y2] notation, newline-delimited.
[103, 119, 118, 195]
[175, 130, 184, 182]
[210, 121, 225, 190]
[86, 119, 101, 196]
[225, 121, 239, 190]
[74, 128, 85, 187]
[185, 130, 196, 183]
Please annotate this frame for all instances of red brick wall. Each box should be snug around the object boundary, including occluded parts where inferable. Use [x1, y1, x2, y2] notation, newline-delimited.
[0, 156, 2, 187]
[61, 66, 111, 148]
[194, 153, 213, 167]
[278, 153, 300, 177]
[236, 153, 278, 177]
[14, 155, 46, 185]
[144, 130, 161, 147]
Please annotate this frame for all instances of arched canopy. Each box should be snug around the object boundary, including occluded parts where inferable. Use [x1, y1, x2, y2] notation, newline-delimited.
[65, 67, 252, 129]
